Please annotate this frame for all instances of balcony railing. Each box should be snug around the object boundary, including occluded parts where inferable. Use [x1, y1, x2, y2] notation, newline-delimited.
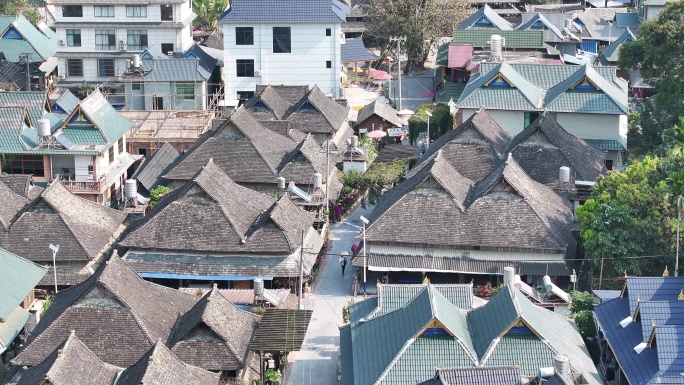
[61, 177, 106, 193]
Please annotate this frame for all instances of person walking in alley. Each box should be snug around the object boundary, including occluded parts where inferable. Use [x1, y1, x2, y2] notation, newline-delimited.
[340, 255, 347, 275]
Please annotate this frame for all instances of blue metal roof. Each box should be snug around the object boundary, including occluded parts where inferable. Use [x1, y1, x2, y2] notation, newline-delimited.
[625, 277, 684, 317]
[639, 301, 684, 343]
[594, 297, 660, 385]
[655, 325, 684, 374]
[615, 12, 640, 28]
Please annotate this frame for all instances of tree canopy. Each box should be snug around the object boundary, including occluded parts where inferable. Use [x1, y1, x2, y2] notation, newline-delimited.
[576, 157, 675, 277]
[408, 103, 453, 145]
[363, 0, 471, 68]
[620, 1, 684, 155]
[193, 0, 228, 33]
[0, 0, 42, 25]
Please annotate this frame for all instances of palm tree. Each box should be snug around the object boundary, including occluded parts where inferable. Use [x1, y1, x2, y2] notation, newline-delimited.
[662, 117, 684, 157]
[193, 0, 228, 33]
[667, 170, 684, 276]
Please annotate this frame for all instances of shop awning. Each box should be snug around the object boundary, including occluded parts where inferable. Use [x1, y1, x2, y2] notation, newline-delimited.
[250, 309, 313, 352]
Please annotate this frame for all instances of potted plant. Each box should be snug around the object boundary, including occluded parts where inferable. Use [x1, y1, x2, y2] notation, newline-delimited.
[265, 368, 281, 385]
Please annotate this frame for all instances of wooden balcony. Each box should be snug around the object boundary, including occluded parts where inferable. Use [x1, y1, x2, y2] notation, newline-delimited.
[61, 177, 106, 193]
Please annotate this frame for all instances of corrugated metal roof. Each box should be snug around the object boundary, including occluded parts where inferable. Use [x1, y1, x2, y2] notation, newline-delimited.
[0, 247, 47, 321]
[249, 309, 312, 351]
[448, 44, 474, 68]
[0, 306, 29, 349]
[625, 277, 684, 317]
[584, 139, 625, 151]
[130, 58, 211, 82]
[452, 30, 544, 49]
[0, 16, 57, 62]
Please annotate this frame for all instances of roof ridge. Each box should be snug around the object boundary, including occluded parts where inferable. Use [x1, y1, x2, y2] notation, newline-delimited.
[232, 108, 296, 175]
[373, 338, 416, 385]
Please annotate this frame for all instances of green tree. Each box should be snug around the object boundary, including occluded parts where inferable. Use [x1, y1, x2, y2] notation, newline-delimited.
[408, 103, 453, 145]
[662, 117, 684, 157]
[342, 159, 407, 205]
[193, 0, 228, 33]
[77, 81, 96, 100]
[363, 0, 471, 67]
[149, 185, 170, 208]
[0, 0, 42, 25]
[620, 1, 684, 150]
[569, 291, 596, 337]
[576, 157, 674, 277]
[667, 170, 684, 276]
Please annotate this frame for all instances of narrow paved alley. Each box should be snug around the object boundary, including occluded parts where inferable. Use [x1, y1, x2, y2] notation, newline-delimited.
[285, 204, 374, 385]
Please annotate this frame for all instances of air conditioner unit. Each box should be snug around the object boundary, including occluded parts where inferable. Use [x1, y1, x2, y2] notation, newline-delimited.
[254, 70, 261, 76]
[59, 39, 66, 46]
[119, 40, 127, 52]
[58, 74, 65, 80]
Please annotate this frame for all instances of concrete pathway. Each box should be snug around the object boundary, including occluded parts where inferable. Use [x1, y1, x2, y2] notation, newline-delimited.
[285, 204, 375, 385]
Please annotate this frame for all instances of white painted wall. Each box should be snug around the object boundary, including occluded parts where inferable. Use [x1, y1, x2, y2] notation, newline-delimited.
[122, 81, 207, 110]
[461, 109, 526, 136]
[645, 5, 665, 20]
[343, 161, 366, 173]
[74, 155, 92, 181]
[223, 22, 342, 99]
[55, 2, 194, 83]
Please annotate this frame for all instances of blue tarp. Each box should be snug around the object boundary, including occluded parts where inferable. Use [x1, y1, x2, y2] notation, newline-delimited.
[580, 40, 598, 53]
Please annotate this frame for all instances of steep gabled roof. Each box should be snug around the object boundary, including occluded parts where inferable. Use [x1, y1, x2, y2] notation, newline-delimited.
[0, 174, 43, 200]
[0, 247, 46, 322]
[602, 28, 637, 63]
[0, 91, 49, 126]
[459, 62, 545, 111]
[287, 85, 350, 134]
[0, 177, 27, 231]
[517, 13, 564, 40]
[466, 154, 572, 251]
[117, 340, 219, 385]
[368, 151, 473, 234]
[458, 5, 514, 30]
[355, 100, 402, 128]
[1, 181, 126, 262]
[545, 64, 628, 114]
[414, 108, 511, 181]
[168, 287, 259, 371]
[51, 90, 79, 115]
[0, 16, 57, 62]
[420, 366, 525, 385]
[72, 90, 134, 145]
[244, 85, 293, 120]
[164, 108, 298, 183]
[131, 142, 180, 192]
[15, 332, 121, 385]
[124, 160, 315, 254]
[508, 112, 607, 184]
[14, 255, 198, 367]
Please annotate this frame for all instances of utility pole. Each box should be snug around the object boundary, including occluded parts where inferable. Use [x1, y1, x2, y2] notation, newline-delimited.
[20, 53, 31, 91]
[298, 229, 305, 310]
[389, 36, 406, 111]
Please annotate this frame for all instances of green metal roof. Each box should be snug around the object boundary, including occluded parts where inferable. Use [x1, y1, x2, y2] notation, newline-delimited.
[0, 247, 47, 321]
[467, 286, 520, 357]
[483, 334, 556, 376]
[603, 29, 636, 63]
[458, 63, 628, 114]
[0, 306, 29, 349]
[436, 43, 449, 66]
[452, 30, 544, 49]
[62, 126, 107, 145]
[585, 138, 626, 151]
[0, 15, 57, 62]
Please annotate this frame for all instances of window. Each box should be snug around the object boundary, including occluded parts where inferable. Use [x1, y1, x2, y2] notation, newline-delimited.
[132, 83, 141, 90]
[94, 6, 114, 17]
[118, 138, 124, 154]
[98, 59, 115, 77]
[161, 43, 174, 55]
[138, 148, 147, 157]
[176, 83, 194, 100]
[66, 29, 81, 46]
[95, 30, 116, 50]
[273, 27, 291, 53]
[62, 5, 82, 17]
[326, 60, 332, 68]
[127, 30, 148, 50]
[237, 91, 255, 101]
[326, 28, 331, 36]
[523, 111, 540, 128]
[126, 6, 147, 17]
[1, 155, 44, 177]
[236, 59, 254, 77]
[160, 4, 173, 21]
[236, 27, 253, 45]
[108, 148, 114, 164]
[66, 59, 83, 77]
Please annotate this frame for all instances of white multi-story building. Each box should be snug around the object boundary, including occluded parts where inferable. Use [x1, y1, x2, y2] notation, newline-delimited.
[220, 0, 348, 102]
[48, 0, 195, 86]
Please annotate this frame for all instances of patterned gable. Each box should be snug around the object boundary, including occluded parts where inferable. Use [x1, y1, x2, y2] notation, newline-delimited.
[485, 73, 515, 88]
[1, 25, 23, 40]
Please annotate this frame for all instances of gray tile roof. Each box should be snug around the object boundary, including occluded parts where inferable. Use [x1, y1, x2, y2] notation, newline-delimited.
[458, 5, 514, 30]
[1, 181, 126, 262]
[117, 340, 220, 385]
[367, 151, 573, 252]
[0, 247, 46, 322]
[168, 288, 259, 371]
[341, 38, 377, 63]
[123, 159, 319, 255]
[15, 332, 121, 385]
[13, 255, 199, 367]
[220, 0, 348, 24]
[0, 176, 28, 231]
[131, 142, 180, 192]
[355, 100, 402, 128]
[124, 58, 211, 82]
[419, 366, 525, 385]
[414, 108, 512, 182]
[342, 284, 599, 385]
[458, 63, 628, 114]
[508, 112, 607, 184]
